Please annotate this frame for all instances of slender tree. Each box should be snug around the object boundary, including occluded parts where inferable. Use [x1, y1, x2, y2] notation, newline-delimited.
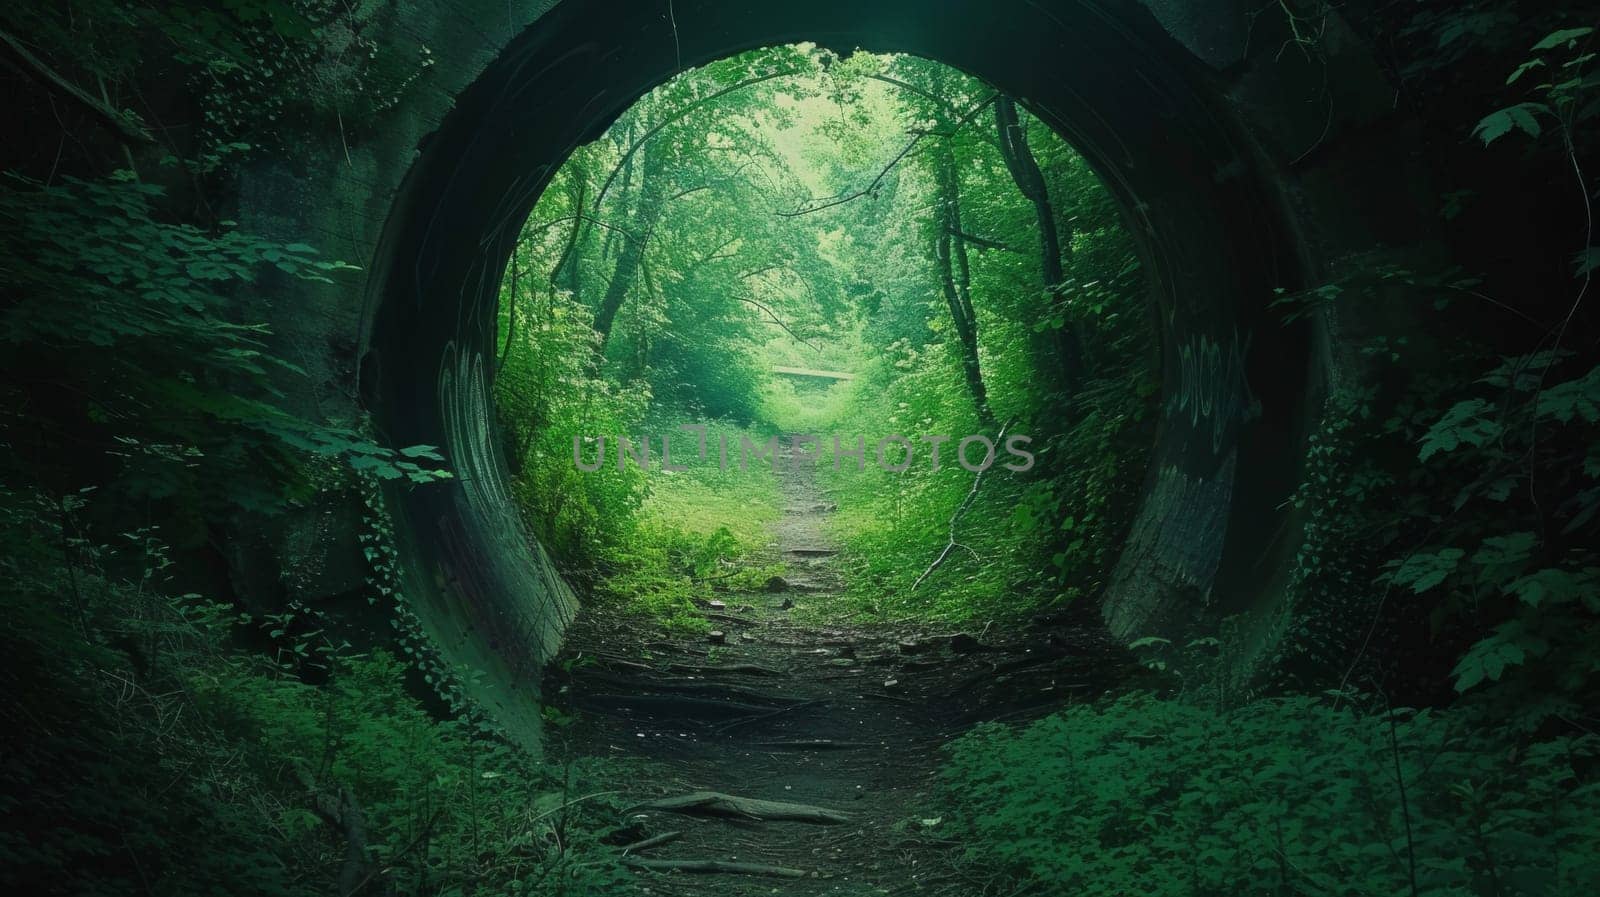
[995, 95, 1085, 393]
[933, 139, 994, 425]
[590, 147, 664, 355]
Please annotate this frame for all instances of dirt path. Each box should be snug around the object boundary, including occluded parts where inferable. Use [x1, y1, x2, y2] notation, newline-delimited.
[544, 442, 1135, 894]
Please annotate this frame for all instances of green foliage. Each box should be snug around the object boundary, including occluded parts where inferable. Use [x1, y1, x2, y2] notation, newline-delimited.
[591, 428, 785, 629]
[940, 693, 1600, 897]
[497, 284, 651, 564]
[1474, 102, 1547, 144]
[0, 173, 447, 516]
[1392, 351, 1600, 702]
[0, 483, 630, 897]
[2, 0, 435, 154]
[791, 56, 1156, 621]
[1475, 27, 1596, 148]
[493, 47, 1156, 628]
[1263, 248, 1599, 712]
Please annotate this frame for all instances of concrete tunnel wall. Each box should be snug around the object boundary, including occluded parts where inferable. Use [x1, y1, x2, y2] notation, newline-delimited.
[234, 0, 1427, 750]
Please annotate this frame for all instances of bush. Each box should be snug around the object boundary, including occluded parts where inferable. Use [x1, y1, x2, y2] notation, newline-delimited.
[939, 692, 1600, 897]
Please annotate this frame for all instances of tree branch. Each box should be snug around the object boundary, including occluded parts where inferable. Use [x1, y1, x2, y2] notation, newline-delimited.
[949, 227, 1013, 252]
[912, 418, 1011, 591]
[867, 73, 962, 118]
[736, 296, 818, 351]
[0, 29, 154, 145]
[529, 213, 642, 245]
[780, 93, 997, 218]
[593, 69, 807, 212]
[309, 785, 374, 897]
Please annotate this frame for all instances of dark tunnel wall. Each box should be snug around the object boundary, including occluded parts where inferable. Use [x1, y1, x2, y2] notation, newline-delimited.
[233, 0, 1426, 750]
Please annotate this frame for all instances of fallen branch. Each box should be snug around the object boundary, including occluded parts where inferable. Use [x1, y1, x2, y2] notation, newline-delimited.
[861, 691, 917, 705]
[619, 830, 681, 855]
[912, 418, 1012, 591]
[627, 791, 852, 824]
[568, 673, 792, 705]
[704, 611, 754, 626]
[622, 857, 808, 878]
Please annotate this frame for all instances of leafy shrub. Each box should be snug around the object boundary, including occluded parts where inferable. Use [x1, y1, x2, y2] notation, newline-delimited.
[0, 484, 631, 896]
[940, 692, 1600, 897]
[0, 173, 447, 518]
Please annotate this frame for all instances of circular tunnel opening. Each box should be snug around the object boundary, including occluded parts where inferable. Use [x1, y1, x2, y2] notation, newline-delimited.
[364, 0, 1312, 748]
[488, 47, 1175, 826]
[495, 44, 1160, 630]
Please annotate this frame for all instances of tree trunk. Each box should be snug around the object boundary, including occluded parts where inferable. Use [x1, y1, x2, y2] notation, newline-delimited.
[994, 95, 1084, 393]
[598, 118, 637, 264]
[591, 143, 666, 358]
[549, 171, 586, 302]
[934, 142, 994, 425]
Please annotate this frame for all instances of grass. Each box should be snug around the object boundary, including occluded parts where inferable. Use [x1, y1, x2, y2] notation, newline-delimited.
[759, 375, 862, 435]
[813, 457, 1052, 624]
[593, 422, 787, 630]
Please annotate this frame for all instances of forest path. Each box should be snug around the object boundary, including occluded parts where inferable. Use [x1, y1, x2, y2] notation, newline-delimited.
[544, 442, 1134, 895]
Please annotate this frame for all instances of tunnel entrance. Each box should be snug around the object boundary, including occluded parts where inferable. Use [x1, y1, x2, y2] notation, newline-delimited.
[363, 0, 1312, 748]
[495, 42, 1165, 872]
[494, 44, 1159, 631]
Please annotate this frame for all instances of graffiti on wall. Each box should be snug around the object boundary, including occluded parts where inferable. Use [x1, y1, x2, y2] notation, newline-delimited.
[1167, 331, 1258, 455]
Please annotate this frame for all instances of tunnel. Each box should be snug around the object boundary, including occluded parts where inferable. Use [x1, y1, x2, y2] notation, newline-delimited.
[356, 0, 1329, 748]
[17, 0, 1599, 890]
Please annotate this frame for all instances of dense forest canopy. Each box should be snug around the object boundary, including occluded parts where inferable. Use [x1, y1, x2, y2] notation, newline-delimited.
[1, 2, 1599, 896]
[493, 45, 1156, 625]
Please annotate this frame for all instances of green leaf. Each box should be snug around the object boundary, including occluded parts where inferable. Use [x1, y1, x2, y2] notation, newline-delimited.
[1385, 548, 1464, 594]
[1470, 532, 1537, 581]
[1419, 399, 1501, 460]
[1535, 364, 1600, 424]
[1504, 568, 1593, 607]
[1453, 621, 1544, 692]
[1507, 58, 1546, 84]
[399, 444, 445, 460]
[1532, 27, 1594, 52]
[1473, 103, 1549, 145]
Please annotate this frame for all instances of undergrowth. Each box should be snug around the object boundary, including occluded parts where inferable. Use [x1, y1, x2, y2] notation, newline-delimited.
[0, 484, 632, 896]
[588, 423, 787, 630]
[938, 692, 1600, 897]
